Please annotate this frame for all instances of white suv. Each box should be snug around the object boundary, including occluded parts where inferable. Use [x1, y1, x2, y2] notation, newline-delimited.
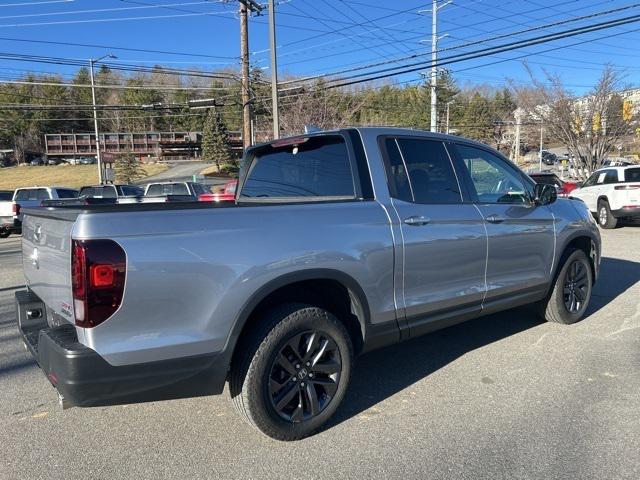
[571, 165, 640, 228]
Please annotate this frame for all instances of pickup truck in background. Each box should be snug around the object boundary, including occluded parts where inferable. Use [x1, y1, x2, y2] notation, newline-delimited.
[78, 184, 144, 199]
[16, 127, 600, 440]
[143, 181, 209, 199]
[0, 186, 78, 237]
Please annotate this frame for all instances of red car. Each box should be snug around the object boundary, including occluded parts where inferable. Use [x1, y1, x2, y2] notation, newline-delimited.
[198, 179, 238, 203]
[529, 172, 578, 197]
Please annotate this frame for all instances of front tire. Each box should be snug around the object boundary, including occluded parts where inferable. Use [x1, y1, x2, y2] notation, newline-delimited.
[597, 200, 618, 229]
[537, 249, 593, 325]
[229, 304, 353, 441]
[0, 229, 10, 238]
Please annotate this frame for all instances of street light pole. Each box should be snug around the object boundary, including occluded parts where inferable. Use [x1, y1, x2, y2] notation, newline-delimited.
[89, 59, 102, 184]
[539, 122, 544, 172]
[89, 53, 116, 184]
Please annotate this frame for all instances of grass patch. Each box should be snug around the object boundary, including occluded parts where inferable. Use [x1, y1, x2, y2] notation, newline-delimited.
[0, 163, 168, 190]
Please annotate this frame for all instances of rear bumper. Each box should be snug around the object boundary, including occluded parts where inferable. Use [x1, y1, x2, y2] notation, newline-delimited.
[611, 206, 640, 218]
[16, 289, 227, 407]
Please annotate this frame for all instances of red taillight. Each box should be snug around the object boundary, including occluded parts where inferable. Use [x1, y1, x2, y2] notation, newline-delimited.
[615, 184, 640, 190]
[71, 239, 126, 328]
[12, 203, 20, 215]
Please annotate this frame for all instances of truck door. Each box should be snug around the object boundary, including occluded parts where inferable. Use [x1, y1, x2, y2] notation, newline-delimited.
[451, 143, 555, 305]
[380, 137, 488, 337]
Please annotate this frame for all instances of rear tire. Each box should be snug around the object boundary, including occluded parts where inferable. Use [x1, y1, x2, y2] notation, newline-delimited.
[537, 249, 593, 325]
[229, 304, 353, 441]
[597, 200, 618, 229]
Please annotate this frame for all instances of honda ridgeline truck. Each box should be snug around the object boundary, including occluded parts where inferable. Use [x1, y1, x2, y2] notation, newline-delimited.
[16, 128, 601, 440]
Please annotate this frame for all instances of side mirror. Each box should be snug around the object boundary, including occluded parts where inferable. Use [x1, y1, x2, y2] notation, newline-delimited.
[534, 183, 557, 205]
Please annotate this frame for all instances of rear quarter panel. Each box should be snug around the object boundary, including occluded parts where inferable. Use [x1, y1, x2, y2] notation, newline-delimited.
[76, 201, 395, 365]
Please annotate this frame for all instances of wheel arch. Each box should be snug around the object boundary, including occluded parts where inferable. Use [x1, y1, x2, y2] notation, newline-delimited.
[223, 269, 373, 373]
[554, 232, 599, 288]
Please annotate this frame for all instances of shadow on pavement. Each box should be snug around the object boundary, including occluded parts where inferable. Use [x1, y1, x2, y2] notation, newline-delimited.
[587, 256, 640, 315]
[331, 307, 542, 429]
[330, 255, 640, 430]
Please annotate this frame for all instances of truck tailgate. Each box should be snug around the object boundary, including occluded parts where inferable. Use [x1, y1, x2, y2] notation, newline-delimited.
[21, 210, 77, 324]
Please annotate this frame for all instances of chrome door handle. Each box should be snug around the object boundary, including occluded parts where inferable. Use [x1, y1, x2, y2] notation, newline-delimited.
[404, 216, 430, 226]
[485, 214, 505, 224]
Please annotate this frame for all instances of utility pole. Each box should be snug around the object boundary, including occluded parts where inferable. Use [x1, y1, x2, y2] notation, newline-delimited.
[421, 1, 451, 133]
[268, 0, 280, 139]
[89, 53, 116, 184]
[238, 0, 261, 149]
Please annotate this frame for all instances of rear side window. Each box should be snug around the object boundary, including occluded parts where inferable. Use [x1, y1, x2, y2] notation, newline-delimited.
[624, 168, 640, 182]
[79, 187, 94, 198]
[241, 135, 355, 199]
[603, 170, 619, 184]
[382, 138, 462, 204]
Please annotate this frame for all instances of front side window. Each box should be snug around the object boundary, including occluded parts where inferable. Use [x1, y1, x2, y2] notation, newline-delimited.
[241, 135, 355, 199]
[456, 145, 529, 204]
[382, 137, 462, 204]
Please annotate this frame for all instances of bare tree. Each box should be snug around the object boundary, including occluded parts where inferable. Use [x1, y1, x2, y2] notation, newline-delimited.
[517, 66, 634, 178]
[274, 81, 366, 137]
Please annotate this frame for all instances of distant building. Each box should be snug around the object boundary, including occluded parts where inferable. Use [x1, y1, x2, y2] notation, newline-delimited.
[44, 131, 242, 161]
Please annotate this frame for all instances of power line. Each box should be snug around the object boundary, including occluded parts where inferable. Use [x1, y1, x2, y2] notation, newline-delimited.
[0, 35, 237, 60]
[282, 2, 640, 84]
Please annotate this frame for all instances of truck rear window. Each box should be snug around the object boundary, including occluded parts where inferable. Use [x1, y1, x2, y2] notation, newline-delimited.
[241, 135, 355, 199]
[624, 168, 640, 182]
[146, 183, 190, 196]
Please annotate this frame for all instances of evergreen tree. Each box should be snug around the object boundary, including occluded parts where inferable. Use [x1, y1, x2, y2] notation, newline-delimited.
[114, 151, 146, 183]
[201, 108, 231, 169]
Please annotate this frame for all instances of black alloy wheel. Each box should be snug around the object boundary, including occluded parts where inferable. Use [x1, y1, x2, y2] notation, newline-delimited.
[563, 259, 589, 314]
[268, 330, 342, 422]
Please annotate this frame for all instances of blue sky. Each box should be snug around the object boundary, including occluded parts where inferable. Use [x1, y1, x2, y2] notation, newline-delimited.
[0, 0, 639, 94]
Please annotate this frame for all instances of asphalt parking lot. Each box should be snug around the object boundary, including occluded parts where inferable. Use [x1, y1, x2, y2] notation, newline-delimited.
[1, 227, 639, 480]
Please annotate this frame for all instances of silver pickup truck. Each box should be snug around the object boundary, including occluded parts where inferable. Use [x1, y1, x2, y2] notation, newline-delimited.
[16, 127, 601, 440]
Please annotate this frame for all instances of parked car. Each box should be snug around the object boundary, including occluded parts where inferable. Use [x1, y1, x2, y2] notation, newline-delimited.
[529, 172, 579, 197]
[0, 190, 14, 238]
[0, 186, 77, 236]
[144, 181, 209, 199]
[29, 157, 45, 166]
[16, 128, 600, 440]
[570, 165, 640, 228]
[541, 150, 558, 166]
[79, 157, 97, 165]
[198, 179, 238, 202]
